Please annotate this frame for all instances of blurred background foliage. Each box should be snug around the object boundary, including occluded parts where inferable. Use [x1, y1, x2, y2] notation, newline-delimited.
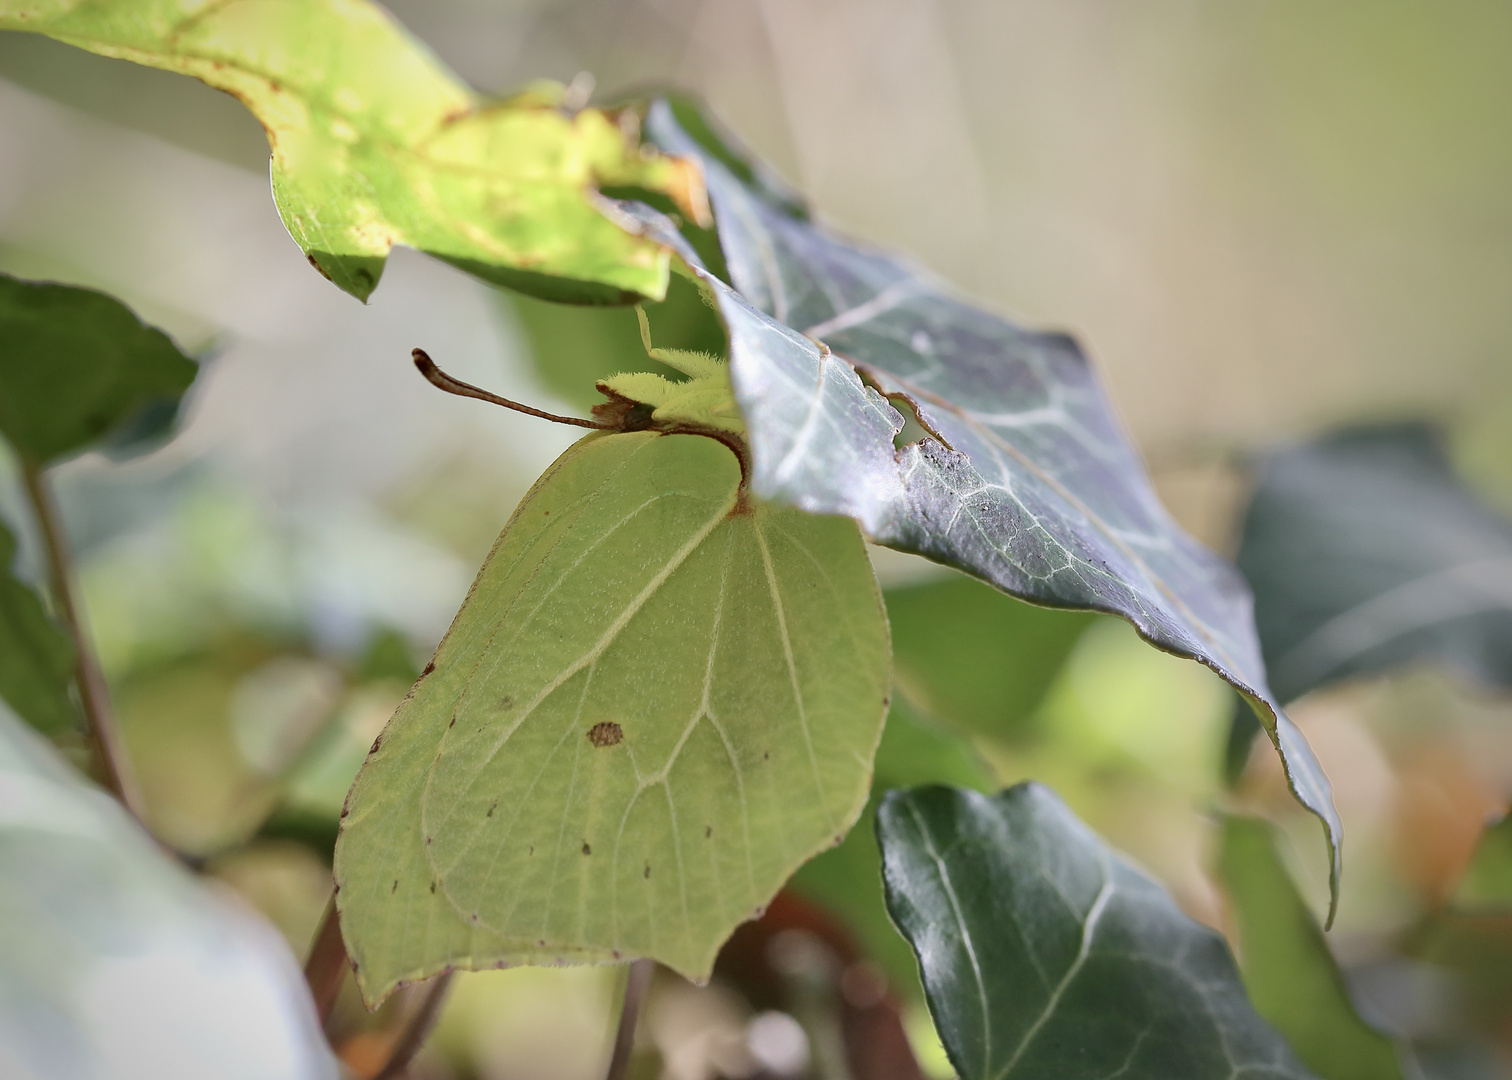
[1, 1, 1510, 1077]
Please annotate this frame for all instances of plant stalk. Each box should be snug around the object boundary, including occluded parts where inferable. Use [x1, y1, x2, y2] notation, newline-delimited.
[304, 897, 350, 1028]
[19, 461, 147, 821]
[371, 972, 454, 1080]
[605, 959, 654, 1080]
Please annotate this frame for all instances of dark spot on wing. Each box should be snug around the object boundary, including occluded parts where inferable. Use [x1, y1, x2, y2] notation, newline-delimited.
[587, 721, 623, 748]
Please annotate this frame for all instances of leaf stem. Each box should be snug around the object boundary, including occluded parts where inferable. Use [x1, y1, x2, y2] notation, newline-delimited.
[371, 972, 453, 1080]
[19, 461, 147, 821]
[604, 959, 654, 1080]
[412, 348, 612, 430]
[304, 897, 350, 1028]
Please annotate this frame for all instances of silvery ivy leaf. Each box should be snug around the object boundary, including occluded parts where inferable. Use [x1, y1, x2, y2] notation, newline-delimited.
[1225, 423, 1512, 780]
[639, 99, 1341, 910]
[877, 784, 1318, 1080]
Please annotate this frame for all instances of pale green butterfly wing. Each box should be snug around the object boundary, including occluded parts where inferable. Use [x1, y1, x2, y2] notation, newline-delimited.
[335, 431, 889, 1004]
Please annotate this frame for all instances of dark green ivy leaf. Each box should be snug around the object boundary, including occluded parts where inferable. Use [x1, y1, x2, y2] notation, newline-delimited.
[1217, 815, 1406, 1080]
[0, 518, 76, 734]
[1239, 423, 1512, 702]
[1226, 423, 1512, 781]
[0, 274, 198, 466]
[641, 100, 1341, 911]
[878, 783, 1317, 1080]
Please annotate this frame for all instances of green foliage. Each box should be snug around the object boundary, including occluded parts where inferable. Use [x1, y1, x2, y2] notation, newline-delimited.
[886, 573, 1093, 741]
[336, 431, 889, 1004]
[22, 8, 1496, 1070]
[0, 272, 196, 466]
[0, 519, 75, 733]
[878, 783, 1318, 1080]
[0, 0, 703, 303]
[1217, 815, 1405, 1080]
[0, 270, 197, 739]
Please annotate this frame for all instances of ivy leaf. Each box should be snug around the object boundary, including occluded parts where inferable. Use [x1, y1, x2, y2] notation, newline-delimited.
[1226, 424, 1512, 780]
[0, 518, 76, 734]
[0, 709, 337, 1079]
[0, 273, 197, 466]
[641, 100, 1341, 911]
[1217, 814, 1406, 1080]
[334, 430, 889, 1005]
[878, 783, 1318, 1080]
[0, 0, 704, 303]
[1238, 423, 1512, 701]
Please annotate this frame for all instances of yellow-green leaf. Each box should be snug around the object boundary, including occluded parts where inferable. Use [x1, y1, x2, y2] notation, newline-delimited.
[334, 430, 890, 1005]
[0, 0, 703, 302]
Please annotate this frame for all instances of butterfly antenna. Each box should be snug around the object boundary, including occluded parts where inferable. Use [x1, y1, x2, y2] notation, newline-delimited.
[412, 349, 610, 430]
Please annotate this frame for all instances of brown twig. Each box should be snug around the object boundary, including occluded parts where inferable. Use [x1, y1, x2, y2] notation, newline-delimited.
[304, 897, 349, 1029]
[412, 348, 612, 430]
[605, 959, 654, 1080]
[19, 462, 147, 821]
[371, 972, 454, 1080]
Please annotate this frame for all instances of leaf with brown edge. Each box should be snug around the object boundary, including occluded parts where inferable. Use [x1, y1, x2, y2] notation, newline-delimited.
[0, 0, 706, 304]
